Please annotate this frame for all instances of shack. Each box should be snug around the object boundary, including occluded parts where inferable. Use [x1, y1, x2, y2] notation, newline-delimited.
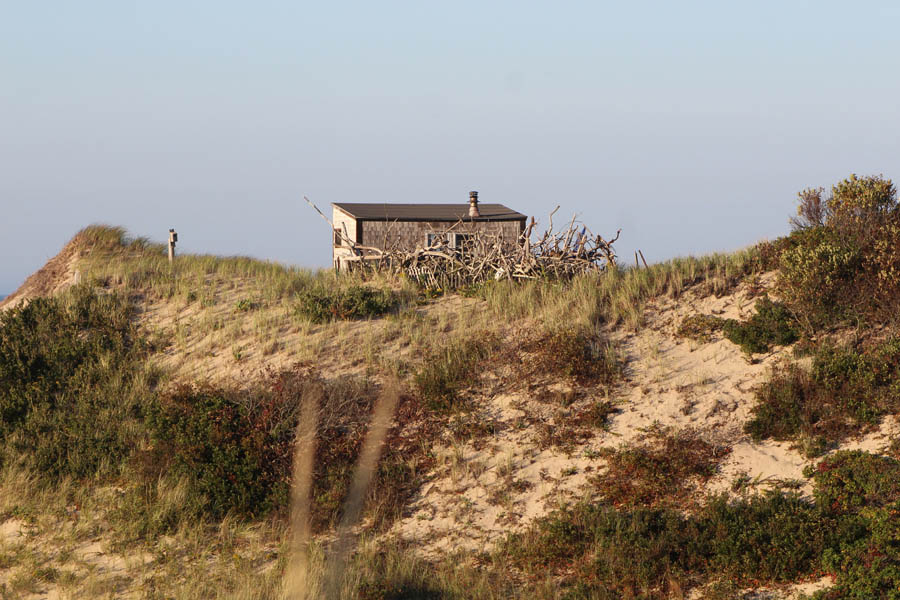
[331, 191, 527, 269]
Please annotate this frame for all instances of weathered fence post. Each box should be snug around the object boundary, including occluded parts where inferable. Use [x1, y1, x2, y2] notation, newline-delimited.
[168, 229, 178, 263]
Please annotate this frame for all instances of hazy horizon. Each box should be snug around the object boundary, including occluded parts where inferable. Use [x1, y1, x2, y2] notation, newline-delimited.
[5, 1, 900, 293]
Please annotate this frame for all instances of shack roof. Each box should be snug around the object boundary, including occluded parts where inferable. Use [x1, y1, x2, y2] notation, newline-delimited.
[332, 203, 526, 222]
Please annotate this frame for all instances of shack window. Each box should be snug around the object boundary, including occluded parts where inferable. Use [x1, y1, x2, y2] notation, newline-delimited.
[453, 233, 473, 251]
[426, 233, 447, 248]
[333, 228, 342, 247]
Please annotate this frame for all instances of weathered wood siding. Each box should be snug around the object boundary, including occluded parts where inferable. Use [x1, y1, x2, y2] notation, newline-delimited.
[360, 219, 524, 253]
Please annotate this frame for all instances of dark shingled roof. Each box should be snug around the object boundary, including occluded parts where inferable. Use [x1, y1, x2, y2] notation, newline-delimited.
[333, 203, 526, 222]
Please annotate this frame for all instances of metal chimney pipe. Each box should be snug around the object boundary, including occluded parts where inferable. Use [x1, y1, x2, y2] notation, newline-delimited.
[469, 191, 480, 218]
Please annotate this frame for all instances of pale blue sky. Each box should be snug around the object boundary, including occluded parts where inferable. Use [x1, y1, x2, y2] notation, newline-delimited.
[3, 1, 900, 292]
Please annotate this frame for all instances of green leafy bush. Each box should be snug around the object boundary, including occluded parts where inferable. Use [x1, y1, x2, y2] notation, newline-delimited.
[296, 285, 400, 323]
[145, 370, 426, 528]
[0, 286, 151, 479]
[778, 230, 861, 328]
[722, 297, 799, 354]
[501, 491, 828, 598]
[829, 174, 898, 228]
[776, 175, 900, 329]
[806, 451, 900, 515]
[146, 383, 294, 518]
[677, 313, 725, 343]
[746, 338, 900, 448]
[806, 452, 900, 600]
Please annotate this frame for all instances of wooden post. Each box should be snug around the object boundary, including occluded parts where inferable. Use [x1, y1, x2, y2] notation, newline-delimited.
[168, 229, 178, 263]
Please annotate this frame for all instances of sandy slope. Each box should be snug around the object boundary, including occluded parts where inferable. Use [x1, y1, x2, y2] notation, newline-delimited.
[4, 239, 896, 598]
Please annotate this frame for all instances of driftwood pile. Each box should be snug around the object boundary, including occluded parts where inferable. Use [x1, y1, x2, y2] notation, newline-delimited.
[305, 198, 620, 289]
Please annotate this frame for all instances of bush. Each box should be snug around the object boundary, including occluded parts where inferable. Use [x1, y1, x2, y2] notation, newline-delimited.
[501, 491, 828, 598]
[806, 452, 900, 600]
[702, 492, 832, 582]
[778, 229, 861, 329]
[746, 338, 900, 450]
[676, 314, 725, 343]
[776, 175, 900, 329]
[745, 338, 900, 450]
[0, 286, 151, 479]
[146, 383, 295, 518]
[806, 451, 900, 515]
[828, 174, 898, 230]
[296, 285, 400, 323]
[145, 369, 428, 528]
[593, 427, 729, 507]
[722, 297, 799, 354]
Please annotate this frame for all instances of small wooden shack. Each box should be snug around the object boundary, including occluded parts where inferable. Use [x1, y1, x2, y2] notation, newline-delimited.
[331, 192, 527, 269]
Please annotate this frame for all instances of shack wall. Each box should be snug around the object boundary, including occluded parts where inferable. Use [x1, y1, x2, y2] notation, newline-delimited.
[332, 207, 359, 268]
[360, 219, 524, 253]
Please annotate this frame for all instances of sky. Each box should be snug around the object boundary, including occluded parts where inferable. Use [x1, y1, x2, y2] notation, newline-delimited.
[3, 1, 900, 293]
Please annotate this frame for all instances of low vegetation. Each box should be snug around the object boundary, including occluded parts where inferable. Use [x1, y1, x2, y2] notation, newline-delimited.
[722, 297, 799, 355]
[7, 172, 900, 598]
[413, 335, 497, 412]
[677, 297, 799, 355]
[0, 285, 155, 480]
[496, 451, 900, 599]
[523, 327, 623, 387]
[296, 285, 407, 323]
[593, 426, 730, 507]
[745, 337, 900, 455]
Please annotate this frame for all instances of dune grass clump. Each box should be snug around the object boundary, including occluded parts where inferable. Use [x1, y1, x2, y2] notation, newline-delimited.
[413, 336, 497, 412]
[74, 224, 327, 303]
[745, 337, 900, 454]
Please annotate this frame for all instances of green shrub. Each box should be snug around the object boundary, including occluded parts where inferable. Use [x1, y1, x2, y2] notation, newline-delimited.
[501, 491, 827, 598]
[501, 503, 703, 597]
[806, 451, 900, 515]
[746, 339, 900, 448]
[593, 427, 729, 507]
[721, 297, 799, 355]
[296, 285, 400, 323]
[776, 175, 900, 329]
[676, 314, 725, 343]
[777, 228, 861, 328]
[806, 452, 900, 600]
[146, 383, 293, 519]
[0, 286, 151, 479]
[234, 298, 258, 312]
[828, 174, 898, 228]
[144, 370, 427, 528]
[701, 492, 831, 582]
